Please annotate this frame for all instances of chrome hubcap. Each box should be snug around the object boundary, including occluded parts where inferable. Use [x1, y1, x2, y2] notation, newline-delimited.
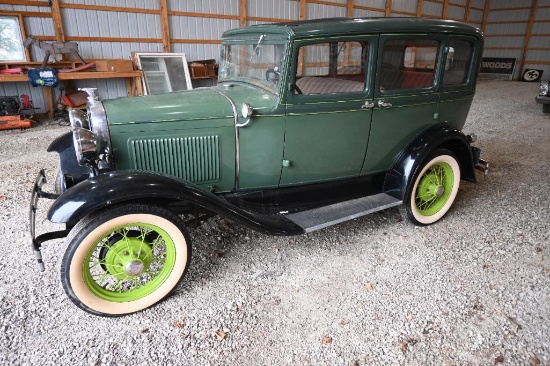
[435, 186, 445, 197]
[125, 260, 145, 276]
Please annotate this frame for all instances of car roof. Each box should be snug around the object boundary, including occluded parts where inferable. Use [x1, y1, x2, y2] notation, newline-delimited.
[222, 17, 483, 40]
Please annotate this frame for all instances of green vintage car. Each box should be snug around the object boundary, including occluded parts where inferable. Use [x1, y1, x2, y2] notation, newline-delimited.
[31, 17, 488, 316]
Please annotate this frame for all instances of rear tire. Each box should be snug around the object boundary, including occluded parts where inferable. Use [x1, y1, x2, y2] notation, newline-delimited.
[543, 104, 550, 114]
[61, 204, 191, 317]
[404, 148, 461, 226]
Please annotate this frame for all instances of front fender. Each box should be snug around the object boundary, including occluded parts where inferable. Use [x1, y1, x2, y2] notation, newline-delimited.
[47, 131, 91, 190]
[383, 123, 476, 200]
[48, 171, 303, 236]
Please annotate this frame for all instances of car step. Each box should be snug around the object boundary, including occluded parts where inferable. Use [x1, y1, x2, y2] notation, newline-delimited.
[285, 193, 402, 233]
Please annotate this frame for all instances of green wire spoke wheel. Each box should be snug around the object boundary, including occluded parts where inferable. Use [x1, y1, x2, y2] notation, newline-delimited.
[61, 204, 191, 317]
[405, 149, 461, 226]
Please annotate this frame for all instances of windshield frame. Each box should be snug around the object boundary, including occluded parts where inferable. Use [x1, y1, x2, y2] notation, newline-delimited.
[219, 34, 289, 95]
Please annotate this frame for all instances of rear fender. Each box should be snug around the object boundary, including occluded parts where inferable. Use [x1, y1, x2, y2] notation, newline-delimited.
[383, 123, 476, 200]
[47, 171, 303, 236]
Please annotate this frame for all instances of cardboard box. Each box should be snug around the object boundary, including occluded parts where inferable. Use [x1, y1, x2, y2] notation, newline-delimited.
[94, 59, 134, 72]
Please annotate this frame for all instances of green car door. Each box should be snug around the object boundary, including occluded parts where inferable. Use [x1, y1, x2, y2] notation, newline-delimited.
[362, 34, 445, 174]
[280, 36, 378, 186]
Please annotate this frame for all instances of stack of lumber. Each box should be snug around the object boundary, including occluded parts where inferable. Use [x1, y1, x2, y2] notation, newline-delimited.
[0, 116, 32, 130]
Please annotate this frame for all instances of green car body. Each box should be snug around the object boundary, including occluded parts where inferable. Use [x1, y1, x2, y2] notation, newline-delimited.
[30, 17, 487, 316]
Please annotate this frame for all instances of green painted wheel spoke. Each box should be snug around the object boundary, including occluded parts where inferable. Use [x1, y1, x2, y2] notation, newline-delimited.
[414, 161, 455, 217]
[82, 220, 177, 303]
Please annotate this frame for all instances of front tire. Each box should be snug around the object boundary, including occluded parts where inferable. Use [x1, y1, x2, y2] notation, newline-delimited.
[543, 104, 550, 114]
[61, 204, 191, 317]
[404, 149, 461, 226]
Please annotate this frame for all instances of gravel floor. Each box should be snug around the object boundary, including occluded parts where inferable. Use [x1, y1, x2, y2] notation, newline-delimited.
[1, 80, 549, 365]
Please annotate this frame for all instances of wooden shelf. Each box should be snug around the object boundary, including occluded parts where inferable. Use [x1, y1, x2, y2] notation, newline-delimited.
[0, 67, 143, 119]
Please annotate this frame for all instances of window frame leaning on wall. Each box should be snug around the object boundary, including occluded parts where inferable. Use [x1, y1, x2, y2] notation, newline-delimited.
[0, 15, 27, 62]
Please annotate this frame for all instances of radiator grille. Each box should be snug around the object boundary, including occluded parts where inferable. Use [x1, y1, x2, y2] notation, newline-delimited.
[131, 135, 221, 183]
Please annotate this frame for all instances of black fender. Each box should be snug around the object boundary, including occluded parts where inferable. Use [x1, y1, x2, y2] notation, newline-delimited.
[47, 131, 91, 190]
[383, 122, 477, 201]
[47, 170, 304, 236]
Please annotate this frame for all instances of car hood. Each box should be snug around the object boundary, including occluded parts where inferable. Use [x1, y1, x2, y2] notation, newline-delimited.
[103, 83, 278, 126]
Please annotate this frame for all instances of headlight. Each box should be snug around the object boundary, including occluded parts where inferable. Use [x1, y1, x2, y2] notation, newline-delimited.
[540, 81, 549, 96]
[72, 127, 97, 165]
[68, 89, 112, 170]
[68, 108, 89, 129]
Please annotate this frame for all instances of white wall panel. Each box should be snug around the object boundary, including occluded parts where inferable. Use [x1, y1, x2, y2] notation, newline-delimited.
[526, 49, 550, 63]
[534, 7, 550, 20]
[169, 0, 238, 15]
[307, 3, 346, 20]
[72, 79, 127, 100]
[353, 9, 385, 17]
[470, 0, 486, 8]
[61, 9, 160, 39]
[529, 35, 550, 48]
[468, 9, 484, 23]
[487, 9, 530, 22]
[490, 0, 531, 9]
[353, 0, 386, 9]
[448, 6, 465, 20]
[0, 4, 49, 12]
[170, 16, 237, 41]
[392, 0, 417, 14]
[485, 23, 529, 36]
[171, 44, 220, 62]
[447, 6, 466, 21]
[63, 0, 159, 10]
[248, 0, 300, 20]
[483, 36, 524, 49]
[423, 2, 443, 17]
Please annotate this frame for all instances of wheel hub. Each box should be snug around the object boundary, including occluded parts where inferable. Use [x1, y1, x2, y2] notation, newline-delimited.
[435, 185, 445, 197]
[125, 260, 145, 276]
[103, 236, 154, 279]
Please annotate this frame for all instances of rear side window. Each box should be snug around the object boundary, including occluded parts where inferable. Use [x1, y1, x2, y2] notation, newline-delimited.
[443, 39, 474, 86]
[380, 38, 439, 92]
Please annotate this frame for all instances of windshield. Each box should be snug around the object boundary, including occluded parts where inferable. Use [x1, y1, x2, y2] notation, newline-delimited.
[219, 35, 286, 94]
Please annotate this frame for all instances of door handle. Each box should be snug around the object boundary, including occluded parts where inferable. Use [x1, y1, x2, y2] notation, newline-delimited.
[362, 101, 375, 109]
[377, 100, 392, 108]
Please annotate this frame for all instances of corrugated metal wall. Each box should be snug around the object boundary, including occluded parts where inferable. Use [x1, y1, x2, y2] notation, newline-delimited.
[2, 0, 549, 115]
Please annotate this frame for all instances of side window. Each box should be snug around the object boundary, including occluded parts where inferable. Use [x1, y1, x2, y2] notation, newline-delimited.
[380, 38, 439, 92]
[295, 41, 367, 95]
[443, 39, 474, 86]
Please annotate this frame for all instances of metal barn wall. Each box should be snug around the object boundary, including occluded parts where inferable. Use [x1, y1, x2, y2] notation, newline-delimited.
[482, 0, 550, 79]
[2, 0, 550, 115]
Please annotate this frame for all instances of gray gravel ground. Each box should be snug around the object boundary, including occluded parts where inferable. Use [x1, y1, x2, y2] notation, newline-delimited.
[1, 80, 549, 365]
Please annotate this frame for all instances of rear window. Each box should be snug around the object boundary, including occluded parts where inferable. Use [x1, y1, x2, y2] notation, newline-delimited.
[380, 38, 439, 92]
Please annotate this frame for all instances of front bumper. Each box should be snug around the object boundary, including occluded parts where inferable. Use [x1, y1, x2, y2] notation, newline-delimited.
[29, 170, 68, 271]
[535, 95, 550, 105]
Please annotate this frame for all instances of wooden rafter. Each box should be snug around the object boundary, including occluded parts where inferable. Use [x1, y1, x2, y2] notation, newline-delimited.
[416, 0, 424, 17]
[519, 0, 538, 74]
[159, 0, 171, 53]
[50, 0, 65, 42]
[239, 0, 247, 27]
[481, 0, 490, 33]
[385, 0, 392, 16]
[464, 0, 471, 22]
[442, 0, 449, 19]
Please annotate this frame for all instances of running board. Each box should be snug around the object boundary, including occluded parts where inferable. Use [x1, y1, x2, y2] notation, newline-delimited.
[285, 193, 402, 233]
